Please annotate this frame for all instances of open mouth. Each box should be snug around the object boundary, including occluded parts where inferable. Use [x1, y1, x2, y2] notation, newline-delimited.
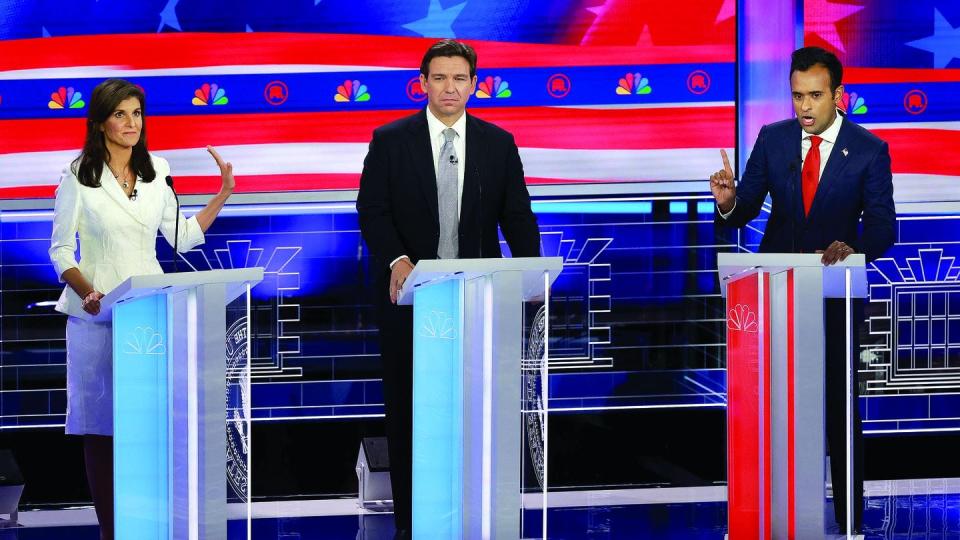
[800, 116, 815, 127]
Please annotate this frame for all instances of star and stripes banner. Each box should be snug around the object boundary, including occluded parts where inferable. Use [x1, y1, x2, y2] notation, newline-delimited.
[0, 0, 735, 199]
[804, 0, 960, 205]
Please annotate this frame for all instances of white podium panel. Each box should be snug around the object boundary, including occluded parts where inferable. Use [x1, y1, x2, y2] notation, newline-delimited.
[96, 268, 263, 539]
[399, 257, 562, 540]
[719, 253, 865, 539]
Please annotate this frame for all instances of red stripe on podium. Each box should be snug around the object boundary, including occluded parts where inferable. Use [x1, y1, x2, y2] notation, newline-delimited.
[787, 270, 796, 540]
[762, 273, 772, 538]
[726, 274, 763, 538]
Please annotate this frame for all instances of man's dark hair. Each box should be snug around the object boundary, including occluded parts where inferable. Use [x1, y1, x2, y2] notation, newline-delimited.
[790, 46, 843, 92]
[420, 39, 477, 78]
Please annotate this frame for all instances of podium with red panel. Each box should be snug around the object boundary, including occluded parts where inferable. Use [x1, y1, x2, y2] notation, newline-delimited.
[718, 253, 866, 539]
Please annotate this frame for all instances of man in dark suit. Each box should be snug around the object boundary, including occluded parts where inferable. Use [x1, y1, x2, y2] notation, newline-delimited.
[710, 46, 895, 533]
[356, 39, 541, 536]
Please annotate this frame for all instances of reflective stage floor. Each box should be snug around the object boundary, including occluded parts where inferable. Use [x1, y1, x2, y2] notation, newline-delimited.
[3, 479, 957, 539]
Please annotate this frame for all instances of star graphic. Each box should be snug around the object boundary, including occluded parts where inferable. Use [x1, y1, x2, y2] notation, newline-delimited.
[157, 0, 182, 32]
[804, 0, 863, 53]
[41, 26, 51, 38]
[580, 0, 645, 46]
[636, 24, 653, 47]
[715, 0, 735, 24]
[907, 8, 960, 69]
[402, 0, 468, 38]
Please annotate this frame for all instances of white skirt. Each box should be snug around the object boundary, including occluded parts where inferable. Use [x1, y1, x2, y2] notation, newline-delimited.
[65, 316, 113, 436]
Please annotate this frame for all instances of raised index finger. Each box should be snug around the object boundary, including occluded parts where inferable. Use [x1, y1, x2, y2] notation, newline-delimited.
[206, 145, 226, 169]
[720, 149, 733, 175]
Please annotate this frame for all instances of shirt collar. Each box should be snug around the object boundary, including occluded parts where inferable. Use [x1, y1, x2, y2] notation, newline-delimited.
[804, 109, 843, 145]
[426, 106, 467, 142]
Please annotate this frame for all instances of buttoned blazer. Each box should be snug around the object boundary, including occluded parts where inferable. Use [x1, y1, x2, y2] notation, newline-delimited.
[49, 154, 205, 318]
[356, 108, 542, 302]
[716, 114, 896, 262]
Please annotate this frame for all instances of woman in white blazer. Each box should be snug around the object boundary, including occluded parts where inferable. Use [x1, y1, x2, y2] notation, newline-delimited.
[48, 79, 234, 540]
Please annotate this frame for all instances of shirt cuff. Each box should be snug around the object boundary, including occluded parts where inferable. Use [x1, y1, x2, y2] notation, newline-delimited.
[389, 255, 410, 269]
[718, 200, 737, 219]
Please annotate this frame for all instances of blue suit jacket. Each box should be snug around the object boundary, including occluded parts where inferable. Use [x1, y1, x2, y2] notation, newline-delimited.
[716, 114, 896, 262]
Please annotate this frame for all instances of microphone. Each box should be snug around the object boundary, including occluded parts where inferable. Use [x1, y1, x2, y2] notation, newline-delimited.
[475, 165, 482, 258]
[166, 175, 180, 272]
[789, 155, 801, 254]
[449, 155, 458, 165]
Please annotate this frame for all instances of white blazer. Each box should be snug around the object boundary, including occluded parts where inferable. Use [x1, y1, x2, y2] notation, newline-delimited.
[49, 154, 205, 318]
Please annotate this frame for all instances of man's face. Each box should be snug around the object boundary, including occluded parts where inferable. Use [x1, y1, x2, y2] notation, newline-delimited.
[420, 55, 477, 125]
[790, 64, 842, 135]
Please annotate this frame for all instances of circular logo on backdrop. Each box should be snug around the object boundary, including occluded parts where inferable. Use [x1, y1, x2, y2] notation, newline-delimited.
[546, 73, 571, 98]
[264, 80, 289, 106]
[523, 305, 547, 489]
[225, 317, 250, 499]
[687, 70, 711, 95]
[903, 89, 927, 115]
[406, 77, 427, 102]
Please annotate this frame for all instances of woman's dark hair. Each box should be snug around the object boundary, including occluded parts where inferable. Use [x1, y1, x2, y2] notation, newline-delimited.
[72, 78, 155, 187]
[790, 46, 843, 93]
[419, 39, 478, 78]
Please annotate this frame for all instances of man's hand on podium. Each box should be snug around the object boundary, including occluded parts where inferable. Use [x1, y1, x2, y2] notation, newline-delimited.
[390, 258, 414, 304]
[818, 240, 855, 266]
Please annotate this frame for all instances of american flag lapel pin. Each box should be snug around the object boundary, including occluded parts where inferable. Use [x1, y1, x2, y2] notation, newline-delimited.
[842, 148, 848, 157]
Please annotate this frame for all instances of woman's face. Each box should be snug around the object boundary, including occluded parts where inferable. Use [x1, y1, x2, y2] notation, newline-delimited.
[100, 96, 142, 152]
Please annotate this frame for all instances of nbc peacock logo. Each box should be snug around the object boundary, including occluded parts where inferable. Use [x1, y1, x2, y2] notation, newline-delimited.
[192, 83, 228, 106]
[616, 72, 652, 95]
[334, 79, 370, 102]
[476, 76, 511, 99]
[48, 87, 85, 109]
[840, 90, 866, 115]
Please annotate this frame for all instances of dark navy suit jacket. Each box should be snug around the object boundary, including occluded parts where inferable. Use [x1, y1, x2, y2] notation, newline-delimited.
[716, 114, 895, 262]
[357, 108, 541, 301]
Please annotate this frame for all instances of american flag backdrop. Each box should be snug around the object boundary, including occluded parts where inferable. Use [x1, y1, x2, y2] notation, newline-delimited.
[0, 0, 735, 199]
[804, 0, 960, 205]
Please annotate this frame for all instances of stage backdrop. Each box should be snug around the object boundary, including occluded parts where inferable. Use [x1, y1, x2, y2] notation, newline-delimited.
[0, 0, 734, 199]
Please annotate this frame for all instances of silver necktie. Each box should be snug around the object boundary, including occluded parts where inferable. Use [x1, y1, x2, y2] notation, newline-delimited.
[437, 127, 459, 259]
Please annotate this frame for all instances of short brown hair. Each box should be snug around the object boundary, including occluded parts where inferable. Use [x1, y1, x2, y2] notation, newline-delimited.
[419, 39, 477, 78]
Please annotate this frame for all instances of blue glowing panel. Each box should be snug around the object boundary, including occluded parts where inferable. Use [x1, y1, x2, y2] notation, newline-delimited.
[411, 279, 464, 538]
[113, 294, 169, 539]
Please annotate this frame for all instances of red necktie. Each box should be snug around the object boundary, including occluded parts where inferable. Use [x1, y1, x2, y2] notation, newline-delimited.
[801, 135, 822, 216]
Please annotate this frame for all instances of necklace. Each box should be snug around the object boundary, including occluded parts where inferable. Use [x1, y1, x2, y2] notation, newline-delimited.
[109, 164, 130, 189]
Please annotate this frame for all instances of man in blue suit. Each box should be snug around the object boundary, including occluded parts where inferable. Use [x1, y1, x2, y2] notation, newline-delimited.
[710, 46, 896, 533]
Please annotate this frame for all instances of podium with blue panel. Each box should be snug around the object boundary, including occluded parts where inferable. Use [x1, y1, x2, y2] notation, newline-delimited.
[89, 268, 263, 539]
[398, 257, 563, 540]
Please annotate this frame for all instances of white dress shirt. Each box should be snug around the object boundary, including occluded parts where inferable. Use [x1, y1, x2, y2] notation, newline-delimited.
[390, 108, 468, 269]
[719, 110, 844, 219]
[801, 111, 843, 180]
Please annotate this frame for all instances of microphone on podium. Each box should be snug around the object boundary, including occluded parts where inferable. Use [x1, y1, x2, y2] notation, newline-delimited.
[166, 175, 180, 272]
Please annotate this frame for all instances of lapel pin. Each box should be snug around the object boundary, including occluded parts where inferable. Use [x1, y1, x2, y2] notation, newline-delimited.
[841, 148, 848, 157]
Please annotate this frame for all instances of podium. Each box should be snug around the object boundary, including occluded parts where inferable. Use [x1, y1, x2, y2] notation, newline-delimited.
[397, 256, 563, 539]
[84, 268, 264, 539]
[718, 253, 866, 539]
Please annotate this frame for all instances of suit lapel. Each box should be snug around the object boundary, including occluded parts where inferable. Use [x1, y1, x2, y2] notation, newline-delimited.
[784, 123, 807, 225]
[406, 109, 439, 223]
[100, 168, 147, 226]
[460, 114, 484, 230]
[807, 117, 852, 222]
